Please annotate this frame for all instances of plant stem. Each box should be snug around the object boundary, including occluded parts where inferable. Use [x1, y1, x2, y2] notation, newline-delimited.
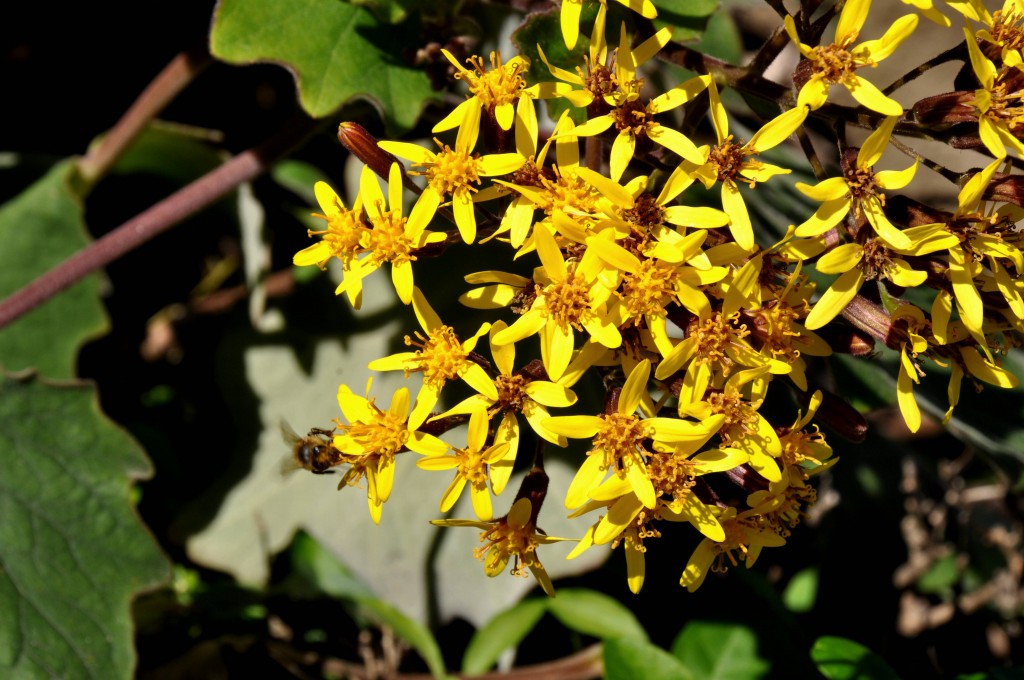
[77, 45, 212, 185]
[0, 113, 321, 331]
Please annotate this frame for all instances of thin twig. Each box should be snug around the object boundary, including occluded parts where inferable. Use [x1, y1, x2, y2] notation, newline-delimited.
[77, 45, 213, 184]
[0, 114, 321, 331]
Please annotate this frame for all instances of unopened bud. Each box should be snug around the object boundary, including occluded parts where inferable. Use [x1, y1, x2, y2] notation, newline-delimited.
[804, 386, 867, 443]
[983, 173, 1024, 207]
[911, 91, 976, 128]
[337, 121, 402, 181]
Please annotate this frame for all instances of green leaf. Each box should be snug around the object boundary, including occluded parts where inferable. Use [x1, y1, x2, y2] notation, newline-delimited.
[671, 620, 771, 680]
[547, 588, 647, 641]
[462, 599, 548, 674]
[604, 637, 695, 680]
[811, 636, 901, 680]
[209, 0, 439, 132]
[0, 374, 169, 679]
[286, 531, 375, 601]
[0, 161, 107, 378]
[652, 0, 719, 42]
[347, 0, 419, 23]
[782, 567, 819, 613]
[916, 554, 959, 596]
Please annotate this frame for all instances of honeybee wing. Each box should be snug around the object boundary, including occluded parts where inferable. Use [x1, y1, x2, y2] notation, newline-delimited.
[279, 419, 305, 476]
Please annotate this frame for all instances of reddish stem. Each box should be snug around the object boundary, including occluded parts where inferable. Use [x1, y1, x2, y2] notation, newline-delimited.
[0, 114, 320, 330]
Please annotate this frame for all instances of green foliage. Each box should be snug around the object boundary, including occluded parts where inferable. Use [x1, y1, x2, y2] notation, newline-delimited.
[209, 0, 440, 132]
[782, 567, 819, 613]
[546, 588, 647, 641]
[462, 598, 547, 674]
[604, 637, 695, 680]
[652, 0, 720, 41]
[671, 620, 771, 680]
[0, 162, 107, 378]
[812, 636, 902, 680]
[0, 375, 168, 679]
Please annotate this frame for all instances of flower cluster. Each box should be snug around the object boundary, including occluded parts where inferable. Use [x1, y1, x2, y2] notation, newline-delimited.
[291, 0, 1024, 595]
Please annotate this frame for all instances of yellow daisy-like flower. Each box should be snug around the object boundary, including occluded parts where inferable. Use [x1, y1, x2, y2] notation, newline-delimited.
[432, 496, 572, 596]
[352, 162, 448, 307]
[568, 71, 710, 181]
[680, 82, 807, 250]
[333, 381, 449, 524]
[679, 507, 786, 592]
[784, 0, 918, 115]
[965, 28, 1024, 159]
[368, 287, 495, 426]
[559, 0, 657, 50]
[794, 116, 915, 251]
[434, 50, 530, 134]
[545, 359, 726, 510]
[949, 0, 1024, 57]
[431, 320, 580, 495]
[379, 105, 526, 244]
[463, 227, 622, 381]
[417, 408, 509, 520]
[293, 180, 368, 306]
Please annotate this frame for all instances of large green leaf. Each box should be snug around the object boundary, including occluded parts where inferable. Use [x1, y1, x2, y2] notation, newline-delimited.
[811, 636, 901, 680]
[462, 598, 548, 674]
[0, 375, 169, 679]
[604, 637, 695, 680]
[209, 0, 439, 132]
[0, 161, 107, 378]
[652, 0, 719, 42]
[671, 620, 770, 680]
[546, 588, 647, 641]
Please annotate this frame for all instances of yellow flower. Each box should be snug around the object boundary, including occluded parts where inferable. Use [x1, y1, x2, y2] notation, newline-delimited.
[432, 496, 572, 596]
[678, 83, 807, 250]
[784, 0, 918, 115]
[559, 0, 657, 50]
[901, 0, 951, 27]
[431, 320, 580, 495]
[654, 309, 793, 405]
[417, 408, 509, 520]
[892, 304, 930, 433]
[802, 236, 928, 330]
[463, 227, 622, 381]
[434, 51, 530, 133]
[545, 360, 726, 510]
[794, 115, 916, 251]
[368, 287, 495, 425]
[965, 27, 1024, 159]
[379, 105, 525, 244]
[293, 181, 368, 307]
[352, 162, 447, 307]
[949, 0, 1024, 57]
[567, 72, 710, 181]
[679, 507, 785, 592]
[333, 381, 448, 523]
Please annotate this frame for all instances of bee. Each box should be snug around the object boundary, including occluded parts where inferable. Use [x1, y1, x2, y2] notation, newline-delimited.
[280, 421, 342, 475]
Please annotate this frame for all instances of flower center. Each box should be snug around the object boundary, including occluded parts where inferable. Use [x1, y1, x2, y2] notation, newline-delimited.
[537, 171, 601, 215]
[592, 411, 648, 473]
[645, 451, 697, 501]
[807, 43, 864, 85]
[461, 52, 526, 110]
[423, 143, 482, 197]
[404, 326, 467, 388]
[708, 136, 748, 182]
[541, 268, 594, 329]
[454, 446, 490, 486]
[310, 206, 367, 261]
[749, 301, 804, 361]
[692, 312, 748, 371]
[622, 193, 665, 228]
[476, 522, 540, 578]
[495, 373, 528, 412]
[991, 7, 1024, 53]
[338, 400, 409, 459]
[620, 258, 678, 319]
[583, 61, 618, 100]
[706, 390, 761, 442]
[367, 208, 414, 265]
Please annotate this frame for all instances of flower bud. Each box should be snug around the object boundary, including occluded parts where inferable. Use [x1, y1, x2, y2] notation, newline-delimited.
[337, 121, 402, 181]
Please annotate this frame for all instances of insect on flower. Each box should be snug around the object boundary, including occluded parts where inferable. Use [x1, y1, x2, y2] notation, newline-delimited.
[280, 421, 342, 475]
